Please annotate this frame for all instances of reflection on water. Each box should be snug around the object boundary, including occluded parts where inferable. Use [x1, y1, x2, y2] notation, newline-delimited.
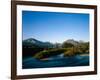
[22, 54, 89, 69]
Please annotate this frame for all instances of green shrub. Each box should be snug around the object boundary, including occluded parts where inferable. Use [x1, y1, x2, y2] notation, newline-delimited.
[64, 47, 75, 56]
[64, 47, 86, 57]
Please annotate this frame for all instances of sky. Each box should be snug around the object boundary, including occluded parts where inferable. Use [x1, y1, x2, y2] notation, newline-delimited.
[22, 11, 89, 43]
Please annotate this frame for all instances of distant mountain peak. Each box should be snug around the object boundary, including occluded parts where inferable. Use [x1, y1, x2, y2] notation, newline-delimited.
[64, 39, 79, 45]
[23, 38, 41, 43]
[23, 38, 54, 48]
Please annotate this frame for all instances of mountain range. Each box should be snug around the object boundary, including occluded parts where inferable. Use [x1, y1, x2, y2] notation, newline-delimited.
[23, 38, 54, 48]
[22, 38, 84, 48]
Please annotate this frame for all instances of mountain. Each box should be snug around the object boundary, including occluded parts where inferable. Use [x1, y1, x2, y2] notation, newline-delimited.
[23, 38, 54, 48]
[23, 38, 87, 49]
[64, 39, 79, 45]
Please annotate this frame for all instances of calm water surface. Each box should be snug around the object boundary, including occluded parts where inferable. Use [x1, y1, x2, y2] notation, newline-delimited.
[22, 53, 89, 69]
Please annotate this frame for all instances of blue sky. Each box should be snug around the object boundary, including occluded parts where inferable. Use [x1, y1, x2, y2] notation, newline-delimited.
[22, 11, 89, 43]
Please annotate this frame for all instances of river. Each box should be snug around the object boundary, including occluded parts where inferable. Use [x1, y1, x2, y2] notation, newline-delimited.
[22, 54, 89, 69]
